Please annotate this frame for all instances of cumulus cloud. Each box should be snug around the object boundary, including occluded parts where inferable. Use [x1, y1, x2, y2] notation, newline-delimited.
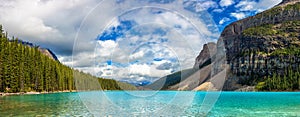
[212, 8, 224, 13]
[0, 0, 221, 84]
[88, 3, 219, 83]
[235, 1, 257, 11]
[183, 0, 218, 12]
[230, 12, 246, 20]
[235, 0, 282, 12]
[97, 40, 118, 57]
[219, 0, 235, 7]
[0, 0, 101, 56]
[219, 17, 230, 25]
[1, 0, 283, 84]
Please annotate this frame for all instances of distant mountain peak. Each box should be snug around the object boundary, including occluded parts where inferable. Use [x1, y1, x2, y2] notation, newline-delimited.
[38, 48, 59, 61]
[15, 40, 59, 61]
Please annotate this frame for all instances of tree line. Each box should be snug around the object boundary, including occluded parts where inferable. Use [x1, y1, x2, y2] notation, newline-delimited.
[256, 65, 300, 91]
[0, 25, 135, 93]
[254, 47, 300, 91]
[230, 43, 300, 91]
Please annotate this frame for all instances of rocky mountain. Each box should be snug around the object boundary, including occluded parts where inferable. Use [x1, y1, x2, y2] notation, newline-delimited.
[193, 42, 217, 69]
[38, 48, 58, 61]
[145, 0, 300, 91]
[18, 41, 59, 61]
[144, 42, 226, 91]
[220, 0, 300, 90]
[221, 0, 300, 61]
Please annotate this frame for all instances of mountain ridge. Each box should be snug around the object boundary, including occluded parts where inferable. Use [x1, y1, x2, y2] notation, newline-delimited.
[22, 41, 59, 61]
[220, 0, 300, 91]
[146, 0, 300, 91]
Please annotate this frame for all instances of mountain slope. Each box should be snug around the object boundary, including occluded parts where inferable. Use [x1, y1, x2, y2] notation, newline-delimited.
[144, 42, 224, 91]
[16, 40, 59, 61]
[0, 26, 136, 93]
[147, 0, 300, 91]
[219, 0, 300, 91]
[38, 48, 58, 61]
[143, 68, 196, 90]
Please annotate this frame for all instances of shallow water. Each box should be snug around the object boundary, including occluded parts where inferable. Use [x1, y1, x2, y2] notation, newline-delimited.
[0, 91, 299, 116]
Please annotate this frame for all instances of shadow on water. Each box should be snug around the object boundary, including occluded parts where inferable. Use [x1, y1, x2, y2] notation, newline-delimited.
[0, 92, 91, 116]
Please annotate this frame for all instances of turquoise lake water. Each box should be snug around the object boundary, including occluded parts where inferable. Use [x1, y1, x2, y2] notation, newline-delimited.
[0, 91, 300, 116]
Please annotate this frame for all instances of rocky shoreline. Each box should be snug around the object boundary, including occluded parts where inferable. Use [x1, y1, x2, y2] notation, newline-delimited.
[0, 90, 76, 97]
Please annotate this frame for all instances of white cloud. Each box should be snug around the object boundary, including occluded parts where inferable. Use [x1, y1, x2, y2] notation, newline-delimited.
[97, 40, 118, 57]
[129, 50, 145, 59]
[0, 0, 100, 55]
[195, 1, 218, 12]
[235, 1, 257, 11]
[0, 0, 219, 84]
[219, 0, 235, 7]
[235, 0, 282, 12]
[119, 59, 177, 80]
[212, 8, 224, 13]
[80, 1, 219, 83]
[230, 12, 246, 20]
[73, 52, 95, 67]
[183, 0, 218, 12]
[219, 17, 230, 25]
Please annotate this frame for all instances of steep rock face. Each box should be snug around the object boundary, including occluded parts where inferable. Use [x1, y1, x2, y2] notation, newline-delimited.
[38, 48, 59, 61]
[193, 0, 300, 90]
[220, 0, 300, 90]
[222, 0, 300, 61]
[20, 41, 59, 61]
[193, 42, 217, 69]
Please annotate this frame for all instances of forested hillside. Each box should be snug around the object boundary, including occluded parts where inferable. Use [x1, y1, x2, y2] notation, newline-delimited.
[0, 25, 135, 93]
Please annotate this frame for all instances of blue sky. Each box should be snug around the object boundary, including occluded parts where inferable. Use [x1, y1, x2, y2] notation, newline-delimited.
[0, 0, 282, 85]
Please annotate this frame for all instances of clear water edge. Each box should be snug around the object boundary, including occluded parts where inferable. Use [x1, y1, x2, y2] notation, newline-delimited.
[0, 91, 299, 117]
